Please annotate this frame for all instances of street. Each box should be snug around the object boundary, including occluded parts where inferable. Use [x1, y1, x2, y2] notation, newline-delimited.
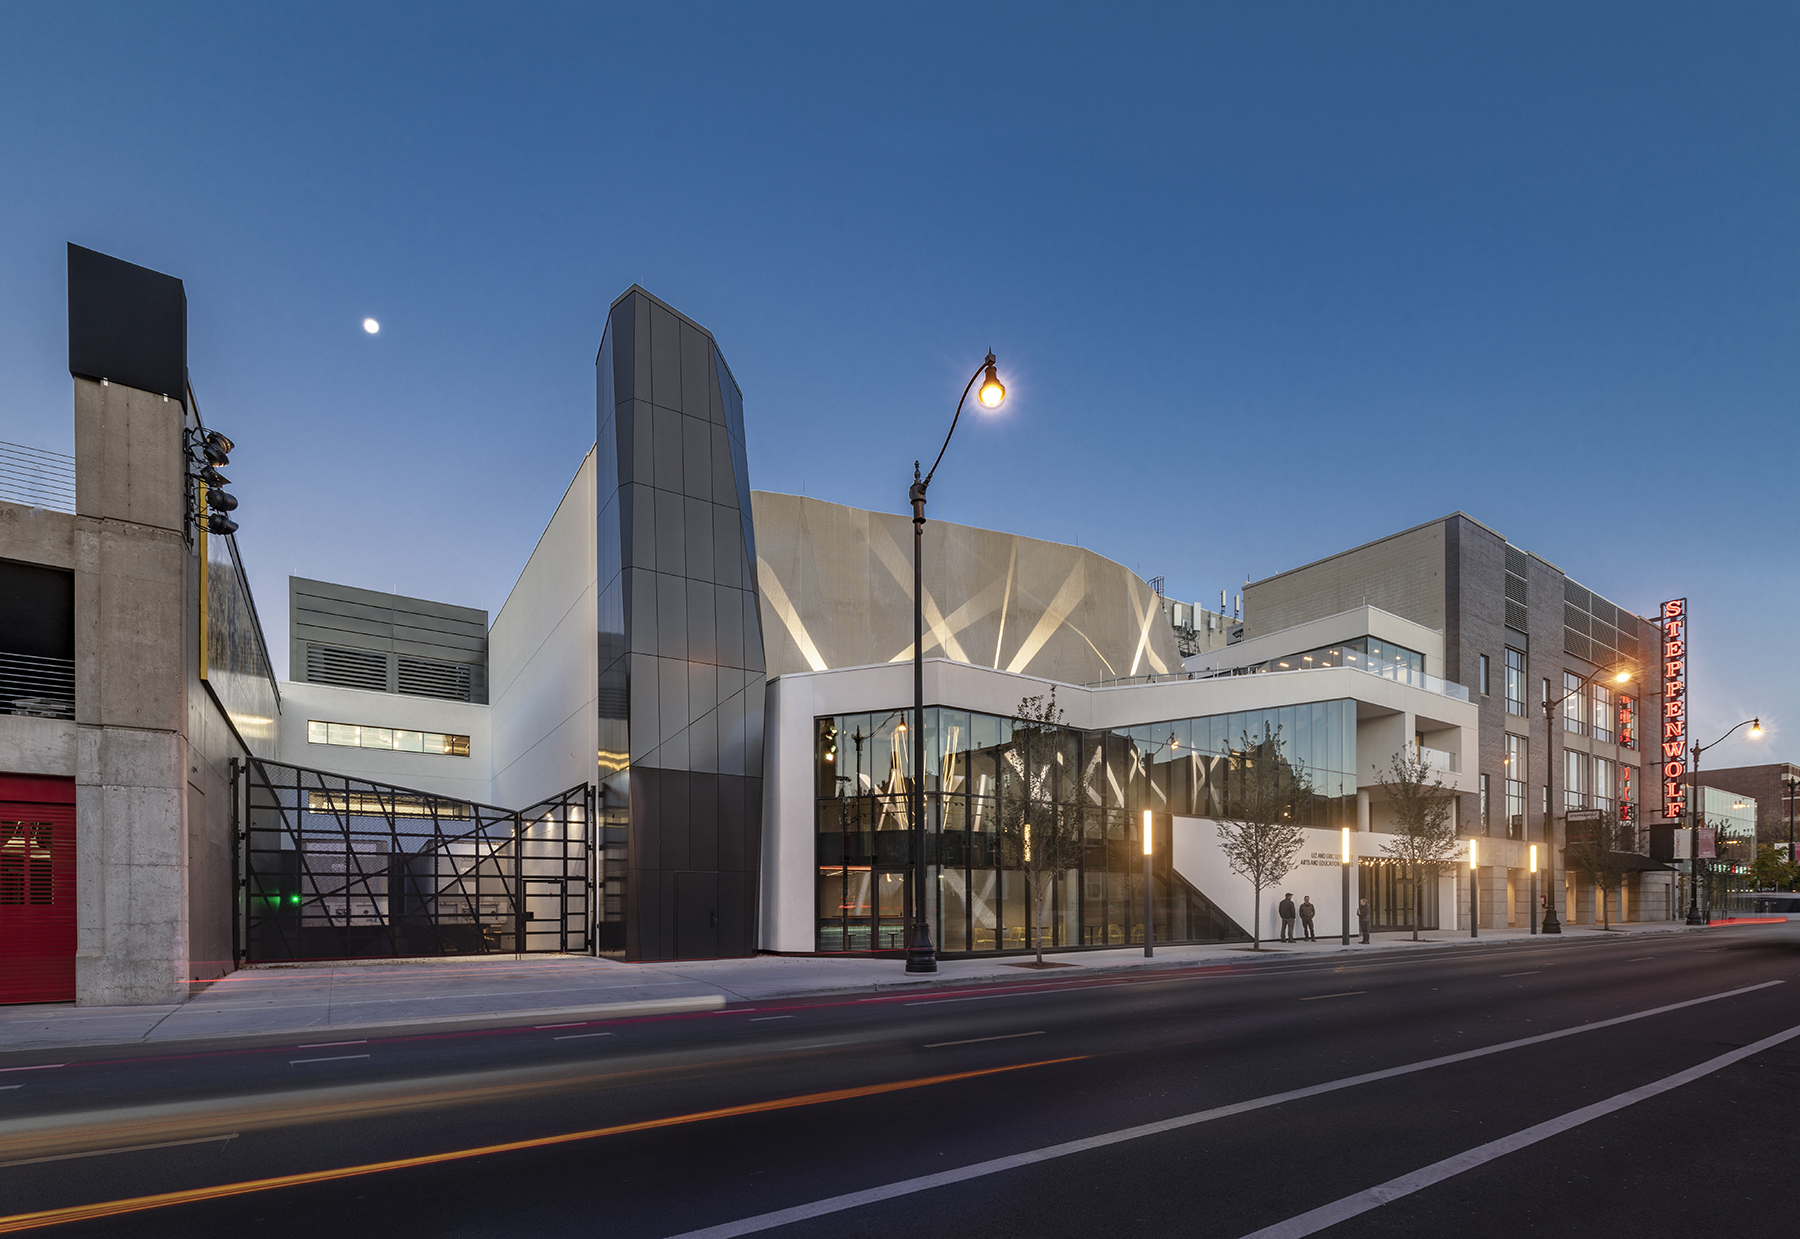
[2, 925, 1797, 1237]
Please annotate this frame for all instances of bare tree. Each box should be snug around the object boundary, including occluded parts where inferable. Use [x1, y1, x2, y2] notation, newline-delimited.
[1564, 811, 1640, 929]
[1214, 723, 1310, 950]
[1375, 752, 1459, 941]
[998, 690, 1089, 967]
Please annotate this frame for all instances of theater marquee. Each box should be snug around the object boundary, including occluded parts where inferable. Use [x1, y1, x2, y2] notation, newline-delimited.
[1661, 598, 1687, 820]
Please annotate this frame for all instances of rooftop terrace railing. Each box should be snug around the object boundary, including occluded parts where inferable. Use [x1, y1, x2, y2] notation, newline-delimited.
[0, 441, 76, 512]
[1092, 659, 1472, 702]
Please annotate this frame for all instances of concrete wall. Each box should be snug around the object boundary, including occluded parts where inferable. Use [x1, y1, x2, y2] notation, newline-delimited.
[490, 448, 598, 809]
[275, 679, 493, 804]
[0, 499, 77, 570]
[1245, 517, 1447, 637]
[1186, 606, 1448, 680]
[752, 492, 1182, 686]
[72, 376, 193, 1005]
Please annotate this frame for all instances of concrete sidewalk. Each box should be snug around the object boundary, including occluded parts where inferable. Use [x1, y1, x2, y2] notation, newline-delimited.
[0, 919, 1752, 1055]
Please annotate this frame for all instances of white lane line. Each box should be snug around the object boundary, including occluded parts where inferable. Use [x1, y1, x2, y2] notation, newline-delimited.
[0, 1085, 20, 1091]
[791, 1043, 848, 1050]
[926, 1032, 1045, 1048]
[288, 1054, 371, 1065]
[1299, 992, 1365, 1001]
[1237, 1020, 1800, 1239]
[534, 1023, 587, 1030]
[0, 1133, 239, 1169]
[751, 1016, 794, 1022]
[1501, 972, 1540, 978]
[0, 1064, 65, 1074]
[1628, 957, 1656, 962]
[297, 1040, 368, 1048]
[905, 993, 1040, 1007]
[553, 1032, 617, 1041]
[656, 978, 1782, 1239]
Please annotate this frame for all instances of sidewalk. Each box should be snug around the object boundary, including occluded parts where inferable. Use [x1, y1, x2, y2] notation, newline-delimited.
[0, 919, 1755, 1055]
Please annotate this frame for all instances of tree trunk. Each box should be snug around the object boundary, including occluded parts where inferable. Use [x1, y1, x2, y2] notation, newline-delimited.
[1252, 888, 1261, 950]
[1411, 866, 1419, 941]
[1034, 885, 1046, 966]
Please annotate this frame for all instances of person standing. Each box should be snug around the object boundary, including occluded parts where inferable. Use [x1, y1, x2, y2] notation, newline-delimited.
[1357, 898, 1371, 944]
[1277, 893, 1297, 942]
[1299, 895, 1317, 941]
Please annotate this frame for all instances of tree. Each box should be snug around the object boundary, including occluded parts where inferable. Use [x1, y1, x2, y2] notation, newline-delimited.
[1563, 811, 1640, 930]
[1375, 752, 1459, 941]
[1750, 843, 1798, 892]
[998, 690, 1089, 967]
[1214, 723, 1310, 950]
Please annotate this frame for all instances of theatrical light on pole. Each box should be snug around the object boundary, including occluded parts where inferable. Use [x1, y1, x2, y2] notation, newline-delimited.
[1341, 826, 1351, 947]
[1469, 836, 1479, 939]
[1529, 844, 1538, 873]
[1142, 809, 1153, 856]
[1528, 843, 1538, 936]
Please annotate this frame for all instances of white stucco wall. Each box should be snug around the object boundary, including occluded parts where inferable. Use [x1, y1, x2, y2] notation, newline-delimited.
[275, 678, 493, 804]
[489, 449, 598, 809]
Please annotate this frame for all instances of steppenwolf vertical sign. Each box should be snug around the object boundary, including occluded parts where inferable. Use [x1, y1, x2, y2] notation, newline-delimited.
[1660, 598, 1688, 820]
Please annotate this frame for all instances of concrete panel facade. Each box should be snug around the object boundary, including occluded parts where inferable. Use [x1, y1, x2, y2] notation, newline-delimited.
[752, 491, 1182, 686]
[1245, 519, 1447, 637]
[0, 500, 76, 570]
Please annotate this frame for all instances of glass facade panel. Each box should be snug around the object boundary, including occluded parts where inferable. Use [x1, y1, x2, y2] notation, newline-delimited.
[1563, 672, 1586, 735]
[308, 719, 469, 758]
[1504, 649, 1526, 716]
[812, 700, 1354, 953]
[1591, 684, 1613, 743]
[1504, 733, 1526, 838]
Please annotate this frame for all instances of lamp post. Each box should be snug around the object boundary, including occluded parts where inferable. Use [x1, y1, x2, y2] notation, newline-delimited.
[1540, 663, 1636, 934]
[1469, 836, 1479, 939]
[1683, 717, 1762, 925]
[1143, 809, 1154, 959]
[1341, 826, 1351, 946]
[905, 354, 1006, 974]
[1784, 773, 1799, 890]
[1527, 844, 1538, 934]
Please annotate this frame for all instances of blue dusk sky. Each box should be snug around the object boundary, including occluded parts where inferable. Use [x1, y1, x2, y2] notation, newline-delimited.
[0, 3, 1793, 770]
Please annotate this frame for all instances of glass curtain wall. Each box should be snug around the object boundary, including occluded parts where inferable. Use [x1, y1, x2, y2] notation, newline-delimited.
[814, 700, 1357, 954]
[1234, 637, 1425, 685]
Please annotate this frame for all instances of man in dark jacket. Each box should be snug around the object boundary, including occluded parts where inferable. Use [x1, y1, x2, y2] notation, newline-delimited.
[1298, 895, 1317, 941]
[1277, 893, 1297, 942]
[1357, 898, 1372, 944]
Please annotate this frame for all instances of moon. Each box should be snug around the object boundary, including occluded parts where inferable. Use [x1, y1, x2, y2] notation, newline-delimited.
[363, 318, 380, 334]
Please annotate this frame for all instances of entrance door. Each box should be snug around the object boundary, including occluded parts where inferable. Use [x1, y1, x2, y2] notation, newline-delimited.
[523, 878, 568, 953]
[1, 778, 77, 1004]
[675, 871, 720, 959]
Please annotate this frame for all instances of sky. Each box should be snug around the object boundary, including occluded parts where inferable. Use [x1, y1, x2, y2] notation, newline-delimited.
[0, 2, 1794, 771]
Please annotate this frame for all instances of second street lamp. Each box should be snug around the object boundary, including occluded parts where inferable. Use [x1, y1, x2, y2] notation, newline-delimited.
[1540, 663, 1635, 934]
[1683, 717, 1762, 925]
[905, 352, 1006, 974]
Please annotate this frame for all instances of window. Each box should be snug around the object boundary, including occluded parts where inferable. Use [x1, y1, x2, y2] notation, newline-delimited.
[1479, 773, 1490, 831]
[1565, 750, 1589, 810]
[1504, 649, 1525, 716]
[1563, 671, 1587, 736]
[1479, 654, 1490, 697]
[1504, 734, 1525, 837]
[307, 719, 470, 757]
[1594, 757, 1615, 812]
[1591, 684, 1613, 744]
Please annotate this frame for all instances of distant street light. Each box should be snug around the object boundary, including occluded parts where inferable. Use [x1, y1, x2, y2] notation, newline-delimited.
[1684, 718, 1762, 925]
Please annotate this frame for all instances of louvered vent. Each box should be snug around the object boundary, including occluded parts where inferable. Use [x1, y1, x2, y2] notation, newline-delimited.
[1504, 573, 1528, 605]
[1504, 545, 1529, 577]
[1564, 630, 1593, 664]
[398, 656, 472, 702]
[1591, 598, 1618, 628]
[1618, 632, 1640, 662]
[1564, 579, 1591, 610]
[1591, 621, 1617, 654]
[307, 644, 388, 692]
[1564, 603, 1589, 634]
[1505, 599, 1529, 633]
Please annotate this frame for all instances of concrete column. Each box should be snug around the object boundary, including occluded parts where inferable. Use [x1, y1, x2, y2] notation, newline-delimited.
[73, 377, 192, 1006]
[1356, 790, 1370, 832]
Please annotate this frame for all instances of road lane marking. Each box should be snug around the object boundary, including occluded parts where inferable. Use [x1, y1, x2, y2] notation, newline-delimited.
[791, 1043, 849, 1050]
[296, 1041, 367, 1049]
[651, 978, 1784, 1239]
[553, 1033, 616, 1041]
[1500, 972, 1540, 978]
[0, 1134, 238, 1170]
[534, 1023, 586, 1030]
[0, 1058, 1084, 1233]
[1236, 1020, 1800, 1239]
[287, 1055, 371, 1065]
[1298, 992, 1365, 1001]
[925, 1032, 1045, 1048]
[750, 1016, 792, 1022]
[0, 1065, 64, 1074]
[1628, 957, 1656, 962]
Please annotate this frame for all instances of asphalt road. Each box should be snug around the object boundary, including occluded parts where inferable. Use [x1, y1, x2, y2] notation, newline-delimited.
[2, 926, 1797, 1237]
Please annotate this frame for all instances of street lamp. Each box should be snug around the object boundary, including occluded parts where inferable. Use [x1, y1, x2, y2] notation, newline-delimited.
[1527, 844, 1539, 934]
[905, 352, 1007, 974]
[1784, 773, 1799, 890]
[1469, 836, 1479, 939]
[1341, 826, 1352, 946]
[1143, 809, 1154, 959]
[1684, 717, 1762, 925]
[1540, 663, 1636, 934]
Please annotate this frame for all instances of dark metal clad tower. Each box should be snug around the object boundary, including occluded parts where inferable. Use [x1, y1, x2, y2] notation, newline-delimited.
[596, 287, 765, 960]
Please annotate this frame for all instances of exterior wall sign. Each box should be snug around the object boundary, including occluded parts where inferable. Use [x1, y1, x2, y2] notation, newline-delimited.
[1616, 694, 1635, 750]
[1661, 598, 1687, 820]
[1618, 762, 1634, 831]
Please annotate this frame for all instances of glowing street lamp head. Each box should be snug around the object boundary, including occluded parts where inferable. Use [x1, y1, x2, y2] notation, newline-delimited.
[1341, 826, 1350, 865]
[1470, 838, 1479, 869]
[977, 353, 1005, 409]
[363, 318, 380, 334]
[1529, 844, 1538, 874]
[1142, 809, 1153, 856]
[1614, 670, 1631, 683]
[1749, 718, 1764, 739]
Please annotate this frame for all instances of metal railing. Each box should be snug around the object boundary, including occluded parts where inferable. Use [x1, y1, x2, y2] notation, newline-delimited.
[0, 652, 75, 720]
[0, 442, 76, 512]
[1092, 660, 1472, 702]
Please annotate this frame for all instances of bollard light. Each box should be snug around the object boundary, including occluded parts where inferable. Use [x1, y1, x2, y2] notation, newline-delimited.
[1529, 843, 1538, 874]
[1143, 809, 1153, 856]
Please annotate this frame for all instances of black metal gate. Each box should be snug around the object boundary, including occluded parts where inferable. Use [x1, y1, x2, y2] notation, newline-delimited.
[235, 758, 593, 963]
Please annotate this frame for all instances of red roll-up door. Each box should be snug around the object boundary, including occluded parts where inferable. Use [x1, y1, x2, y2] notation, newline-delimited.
[0, 776, 77, 1005]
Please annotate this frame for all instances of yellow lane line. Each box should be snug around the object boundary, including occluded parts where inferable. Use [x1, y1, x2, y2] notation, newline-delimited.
[0, 1057, 1084, 1233]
